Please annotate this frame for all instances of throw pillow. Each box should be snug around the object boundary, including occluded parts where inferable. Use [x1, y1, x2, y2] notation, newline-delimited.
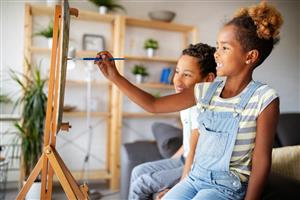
[271, 145, 300, 181]
[152, 122, 183, 158]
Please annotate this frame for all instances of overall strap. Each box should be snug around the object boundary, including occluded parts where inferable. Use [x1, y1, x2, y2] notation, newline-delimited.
[201, 81, 223, 106]
[235, 80, 264, 112]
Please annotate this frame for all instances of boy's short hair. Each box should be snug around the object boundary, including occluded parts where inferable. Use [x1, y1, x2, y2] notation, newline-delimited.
[182, 43, 216, 76]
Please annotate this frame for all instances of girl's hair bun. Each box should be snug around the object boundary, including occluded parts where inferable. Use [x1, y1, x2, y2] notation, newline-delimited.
[235, 1, 283, 40]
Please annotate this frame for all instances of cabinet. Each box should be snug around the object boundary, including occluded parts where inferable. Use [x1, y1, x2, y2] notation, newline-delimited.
[24, 3, 197, 190]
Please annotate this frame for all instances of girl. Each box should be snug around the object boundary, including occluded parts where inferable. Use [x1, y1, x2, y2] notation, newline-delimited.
[95, 2, 283, 199]
[128, 43, 216, 200]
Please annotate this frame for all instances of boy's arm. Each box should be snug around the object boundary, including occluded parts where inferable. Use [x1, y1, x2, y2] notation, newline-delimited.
[95, 51, 196, 113]
[171, 145, 183, 159]
[181, 129, 199, 180]
[245, 98, 279, 200]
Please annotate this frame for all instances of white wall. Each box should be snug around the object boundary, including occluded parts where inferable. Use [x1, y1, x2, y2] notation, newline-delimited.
[1, 1, 25, 109]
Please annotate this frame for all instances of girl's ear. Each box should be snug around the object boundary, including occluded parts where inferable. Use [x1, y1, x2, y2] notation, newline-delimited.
[204, 72, 216, 82]
[246, 49, 259, 66]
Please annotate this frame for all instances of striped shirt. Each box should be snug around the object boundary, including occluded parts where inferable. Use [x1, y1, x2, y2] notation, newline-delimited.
[192, 80, 279, 180]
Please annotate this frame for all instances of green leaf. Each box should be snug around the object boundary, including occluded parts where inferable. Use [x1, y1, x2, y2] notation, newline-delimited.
[144, 39, 159, 49]
[88, 0, 126, 12]
[10, 60, 47, 179]
[34, 21, 53, 38]
[131, 64, 149, 76]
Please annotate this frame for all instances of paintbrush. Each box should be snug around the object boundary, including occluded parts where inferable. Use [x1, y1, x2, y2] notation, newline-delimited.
[67, 57, 126, 61]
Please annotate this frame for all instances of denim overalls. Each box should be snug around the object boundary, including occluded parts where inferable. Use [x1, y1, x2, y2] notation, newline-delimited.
[162, 80, 263, 200]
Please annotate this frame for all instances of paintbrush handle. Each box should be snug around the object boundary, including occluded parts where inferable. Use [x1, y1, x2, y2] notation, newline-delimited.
[68, 57, 126, 61]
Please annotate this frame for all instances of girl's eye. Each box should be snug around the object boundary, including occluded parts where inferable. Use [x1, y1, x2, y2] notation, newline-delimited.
[184, 73, 192, 77]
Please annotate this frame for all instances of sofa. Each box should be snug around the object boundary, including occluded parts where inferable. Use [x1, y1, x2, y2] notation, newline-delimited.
[120, 113, 300, 200]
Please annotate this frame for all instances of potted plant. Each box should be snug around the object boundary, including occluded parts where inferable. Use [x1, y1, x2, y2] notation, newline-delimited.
[10, 61, 47, 199]
[88, 0, 126, 14]
[144, 38, 159, 57]
[132, 64, 149, 83]
[35, 21, 53, 49]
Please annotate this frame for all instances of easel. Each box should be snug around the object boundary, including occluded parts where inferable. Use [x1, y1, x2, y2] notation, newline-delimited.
[16, 1, 89, 199]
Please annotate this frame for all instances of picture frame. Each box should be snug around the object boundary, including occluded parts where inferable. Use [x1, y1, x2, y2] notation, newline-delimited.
[82, 34, 105, 51]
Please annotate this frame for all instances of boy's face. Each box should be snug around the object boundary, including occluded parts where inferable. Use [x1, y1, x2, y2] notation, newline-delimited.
[173, 55, 206, 93]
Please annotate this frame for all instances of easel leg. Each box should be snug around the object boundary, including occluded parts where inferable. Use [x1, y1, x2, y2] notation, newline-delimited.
[51, 147, 89, 199]
[16, 155, 43, 200]
[40, 5, 62, 200]
[45, 146, 88, 200]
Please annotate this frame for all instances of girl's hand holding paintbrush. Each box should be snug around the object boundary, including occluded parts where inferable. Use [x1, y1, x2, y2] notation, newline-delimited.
[95, 51, 121, 82]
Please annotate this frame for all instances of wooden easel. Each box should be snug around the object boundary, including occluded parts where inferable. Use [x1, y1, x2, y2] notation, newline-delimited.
[16, 1, 89, 199]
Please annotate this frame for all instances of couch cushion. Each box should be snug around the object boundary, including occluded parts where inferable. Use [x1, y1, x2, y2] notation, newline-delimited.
[263, 172, 300, 200]
[123, 141, 162, 162]
[276, 113, 300, 146]
[121, 141, 163, 200]
[152, 122, 183, 158]
[271, 145, 300, 181]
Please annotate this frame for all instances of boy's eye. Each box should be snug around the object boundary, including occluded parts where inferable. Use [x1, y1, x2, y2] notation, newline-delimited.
[222, 46, 228, 50]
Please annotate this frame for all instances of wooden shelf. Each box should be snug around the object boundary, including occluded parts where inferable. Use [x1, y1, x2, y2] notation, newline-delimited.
[30, 47, 99, 57]
[126, 17, 195, 32]
[66, 80, 110, 86]
[63, 111, 110, 117]
[0, 114, 21, 121]
[125, 55, 177, 63]
[45, 79, 110, 87]
[72, 169, 111, 180]
[76, 50, 99, 57]
[76, 10, 115, 23]
[123, 112, 179, 118]
[30, 47, 50, 54]
[136, 82, 174, 90]
[30, 48, 177, 64]
[30, 4, 115, 23]
[54, 169, 111, 181]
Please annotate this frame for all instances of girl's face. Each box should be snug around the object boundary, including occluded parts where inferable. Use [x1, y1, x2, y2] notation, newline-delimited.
[214, 25, 248, 77]
[173, 55, 204, 93]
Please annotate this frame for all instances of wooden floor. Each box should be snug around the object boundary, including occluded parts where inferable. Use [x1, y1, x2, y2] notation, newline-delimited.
[4, 181, 121, 200]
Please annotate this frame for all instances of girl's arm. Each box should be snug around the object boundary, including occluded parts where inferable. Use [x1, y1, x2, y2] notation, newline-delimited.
[245, 98, 279, 200]
[95, 51, 196, 113]
[171, 145, 184, 159]
[181, 129, 199, 180]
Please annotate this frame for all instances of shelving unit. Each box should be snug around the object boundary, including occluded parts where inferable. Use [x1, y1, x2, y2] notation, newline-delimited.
[23, 3, 198, 190]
